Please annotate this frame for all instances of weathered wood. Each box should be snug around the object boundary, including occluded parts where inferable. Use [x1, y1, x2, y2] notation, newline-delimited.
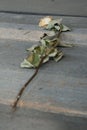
[0, 13, 87, 28]
[0, 105, 87, 130]
[0, 23, 87, 46]
[0, 15, 87, 117]
[0, 0, 87, 16]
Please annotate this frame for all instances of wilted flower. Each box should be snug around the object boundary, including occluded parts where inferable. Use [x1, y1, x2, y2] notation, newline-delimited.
[39, 16, 52, 27]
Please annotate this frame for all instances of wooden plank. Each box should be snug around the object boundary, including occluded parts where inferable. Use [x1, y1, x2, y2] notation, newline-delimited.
[0, 22, 87, 45]
[0, 15, 87, 117]
[0, 13, 87, 28]
[0, 0, 87, 16]
[0, 105, 87, 130]
[0, 40, 87, 117]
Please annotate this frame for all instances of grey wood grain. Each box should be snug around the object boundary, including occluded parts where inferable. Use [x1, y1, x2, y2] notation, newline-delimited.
[0, 38, 87, 117]
[0, 0, 87, 16]
[0, 15, 87, 117]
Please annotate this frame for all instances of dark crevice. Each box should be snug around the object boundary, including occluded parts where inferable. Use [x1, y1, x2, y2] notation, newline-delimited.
[0, 10, 87, 18]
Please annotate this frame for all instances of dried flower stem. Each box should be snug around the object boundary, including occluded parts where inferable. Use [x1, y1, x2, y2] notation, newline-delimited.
[12, 30, 62, 111]
[12, 56, 46, 111]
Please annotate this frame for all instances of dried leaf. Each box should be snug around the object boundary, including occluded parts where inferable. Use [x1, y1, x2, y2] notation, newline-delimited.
[46, 20, 60, 31]
[59, 42, 73, 47]
[21, 52, 41, 68]
[61, 24, 71, 32]
[43, 56, 49, 63]
[54, 51, 64, 62]
[49, 48, 58, 57]
[54, 25, 60, 31]
[31, 53, 40, 67]
[21, 17, 72, 68]
[21, 59, 34, 68]
[27, 45, 38, 51]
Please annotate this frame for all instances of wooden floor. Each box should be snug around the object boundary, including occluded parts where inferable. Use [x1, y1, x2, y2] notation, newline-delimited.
[0, 14, 87, 118]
